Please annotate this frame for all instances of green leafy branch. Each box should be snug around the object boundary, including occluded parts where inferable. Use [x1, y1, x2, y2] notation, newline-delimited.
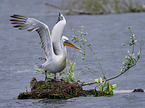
[82, 27, 141, 86]
[69, 26, 141, 95]
[106, 27, 141, 81]
[69, 26, 106, 80]
[95, 77, 116, 96]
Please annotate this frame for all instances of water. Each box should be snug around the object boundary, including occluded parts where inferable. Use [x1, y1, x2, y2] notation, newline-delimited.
[1, 0, 145, 107]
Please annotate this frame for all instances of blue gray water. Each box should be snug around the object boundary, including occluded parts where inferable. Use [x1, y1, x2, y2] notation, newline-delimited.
[1, 0, 145, 108]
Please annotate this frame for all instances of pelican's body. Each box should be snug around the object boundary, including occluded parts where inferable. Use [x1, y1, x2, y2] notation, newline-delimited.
[10, 13, 80, 81]
[41, 39, 67, 74]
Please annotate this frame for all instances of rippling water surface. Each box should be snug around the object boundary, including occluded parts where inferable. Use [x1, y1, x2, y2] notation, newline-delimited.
[1, 0, 145, 108]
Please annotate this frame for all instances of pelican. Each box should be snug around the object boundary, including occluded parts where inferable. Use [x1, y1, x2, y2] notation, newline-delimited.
[10, 13, 80, 81]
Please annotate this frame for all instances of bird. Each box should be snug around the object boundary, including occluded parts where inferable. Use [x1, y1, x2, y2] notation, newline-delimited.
[10, 13, 80, 81]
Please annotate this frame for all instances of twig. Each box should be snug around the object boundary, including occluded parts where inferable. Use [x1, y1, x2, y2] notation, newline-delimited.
[82, 57, 139, 86]
[88, 46, 106, 79]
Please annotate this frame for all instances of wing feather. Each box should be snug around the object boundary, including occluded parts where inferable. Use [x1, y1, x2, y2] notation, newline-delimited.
[10, 14, 52, 59]
[51, 14, 66, 55]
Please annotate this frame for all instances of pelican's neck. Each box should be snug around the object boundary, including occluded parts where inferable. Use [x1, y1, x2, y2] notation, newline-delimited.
[62, 44, 67, 57]
[52, 38, 67, 57]
[52, 38, 62, 55]
[61, 39, 67, 56]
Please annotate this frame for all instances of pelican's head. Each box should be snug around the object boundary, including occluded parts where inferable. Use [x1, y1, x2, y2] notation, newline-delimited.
[56, 13, 65, 24]
[62, 36, 80, 50]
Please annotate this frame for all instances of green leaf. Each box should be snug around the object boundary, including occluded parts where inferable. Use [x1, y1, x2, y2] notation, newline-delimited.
[112, 84, 116, 89]
[99, 87, 102, 91]
[82, 57, 85, 60]
[95, 78, 99, 84]
[122, 43, 126, 46]
[100, 77, 102, 83]
[87, 43, 91, 47]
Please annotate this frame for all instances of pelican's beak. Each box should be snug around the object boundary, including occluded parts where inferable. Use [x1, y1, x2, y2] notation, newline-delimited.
[63, 40, 80, 50]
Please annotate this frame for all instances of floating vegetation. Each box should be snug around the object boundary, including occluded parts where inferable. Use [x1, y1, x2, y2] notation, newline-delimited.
[18, 77, 118, 99]
[69, 26, 142, 96]
[67, 0, 145, 14]
[45, 0, 145, 15]
[132, 88, 144, 92]
[18, 77, 82, 99]
[18, 77, 113, 99]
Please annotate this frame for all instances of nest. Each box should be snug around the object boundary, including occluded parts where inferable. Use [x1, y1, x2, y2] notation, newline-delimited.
[18, 77, 83, 99]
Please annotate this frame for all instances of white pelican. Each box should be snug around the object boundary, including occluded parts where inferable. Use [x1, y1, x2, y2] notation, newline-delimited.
[10, 13, 80, 81]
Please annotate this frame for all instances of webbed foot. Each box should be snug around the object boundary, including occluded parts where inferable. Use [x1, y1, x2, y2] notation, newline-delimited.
[45, 78, 53, 82]
[45, 78, 61, 82]
[51, 78, 61, 82]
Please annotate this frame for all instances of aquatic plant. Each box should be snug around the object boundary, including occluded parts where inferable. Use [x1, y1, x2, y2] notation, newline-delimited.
[69, 26, 105, 80]
[105, 27, 141, 81]
[18, 77, 83, 99]
[45, 0, 145, 15]
[69, 26, 107, 79]
[95, 78, 116, 96]
[70, 0, 145, 14]
[60, 61, 76, 82]
[69, 26, 141, 96]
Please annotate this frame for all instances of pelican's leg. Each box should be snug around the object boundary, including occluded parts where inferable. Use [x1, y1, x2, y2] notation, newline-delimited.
[45, 70, 47, 81]
[53, 73, 60, 81]
[45, 71, 54, 82]
[54, 73, 57, 79]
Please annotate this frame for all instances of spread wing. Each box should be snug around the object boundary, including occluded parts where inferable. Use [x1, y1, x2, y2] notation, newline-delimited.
[51, 13, 66, 55]
[10, 15, 52, 60]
